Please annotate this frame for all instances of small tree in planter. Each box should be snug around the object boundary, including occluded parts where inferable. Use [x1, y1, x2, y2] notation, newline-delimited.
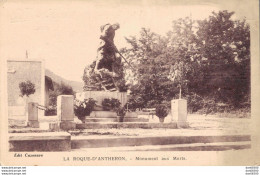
[19, 80, 36, 115]
[19, 80, 36, 97]
[116, 106, 126, 122]
[74, 98, 96, 123]
[156, 104, 169, 123]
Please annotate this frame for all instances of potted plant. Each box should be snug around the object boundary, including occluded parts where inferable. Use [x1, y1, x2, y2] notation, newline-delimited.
[116, 106, 126, 122]
[74, 98, 96, 123]
[110, 98, 121, 110]
[155, 104, 169, 123]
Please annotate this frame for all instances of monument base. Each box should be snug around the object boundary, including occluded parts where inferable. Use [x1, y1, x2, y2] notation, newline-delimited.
[177, 122, 189, 128]
[171, 99, 188, 123]
[60, 121, 76, 130]
[27, 121, 39, 128]
[49, 122, 60, 131]
[90, 111, 138, 118]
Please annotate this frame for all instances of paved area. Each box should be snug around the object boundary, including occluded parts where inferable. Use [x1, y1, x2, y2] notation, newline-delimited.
[70, 114, 251, 137]
[9, 114, 251, 136]
[71, 141, 251, 152]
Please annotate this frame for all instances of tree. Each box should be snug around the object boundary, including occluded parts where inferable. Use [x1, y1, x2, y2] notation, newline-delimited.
[49, 82, 74, 106]
[122, 10, 250, 111]
[18, 80, 36, 116]
[19, 80, 36, 97]
[167, 17, 202, 99]
[122, 28, 176, 107]
[196, 10, 250, 107]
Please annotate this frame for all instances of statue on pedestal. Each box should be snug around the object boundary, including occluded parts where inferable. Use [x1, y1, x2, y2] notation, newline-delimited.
[83, 23, 126, 92]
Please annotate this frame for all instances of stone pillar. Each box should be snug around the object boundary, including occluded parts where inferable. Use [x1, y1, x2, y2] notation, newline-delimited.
[171, 99, 189, 128]
[57, 95, 76, 130]
[27, 102, 39, 128]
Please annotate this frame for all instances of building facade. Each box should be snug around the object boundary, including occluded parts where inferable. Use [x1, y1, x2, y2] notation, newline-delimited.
[7, 59, 53, 117]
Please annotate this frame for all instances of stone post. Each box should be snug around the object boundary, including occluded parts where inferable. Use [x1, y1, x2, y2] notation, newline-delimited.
[27, 102, 39, 128]
[57, 95, 76, 130]
[171, 99, 189, 128]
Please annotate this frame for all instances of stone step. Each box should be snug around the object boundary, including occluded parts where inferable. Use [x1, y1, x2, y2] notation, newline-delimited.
[71, 135, 250, 149]
[90, 111, 138, 118]
[72, 141, 251, 151]
[84, 118, 149, 123]
[76, 122, 178, 129]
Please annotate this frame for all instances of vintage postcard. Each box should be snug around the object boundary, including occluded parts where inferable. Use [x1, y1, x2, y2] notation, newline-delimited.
[0, 0, 259, 166]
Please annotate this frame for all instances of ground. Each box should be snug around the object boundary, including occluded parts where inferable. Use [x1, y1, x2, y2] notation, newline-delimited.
[9, 114, 251, 136]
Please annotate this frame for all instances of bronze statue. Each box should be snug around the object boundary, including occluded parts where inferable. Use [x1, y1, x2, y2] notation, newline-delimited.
[94, 23, 120, 76]
[83, 23, 124, 92]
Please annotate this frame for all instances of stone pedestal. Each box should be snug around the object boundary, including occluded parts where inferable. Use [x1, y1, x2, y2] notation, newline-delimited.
[57, 95, 74, 121]
[27, 102, 39, 128]
[171, 99, 189, 128]
[57, 95, 75, 130]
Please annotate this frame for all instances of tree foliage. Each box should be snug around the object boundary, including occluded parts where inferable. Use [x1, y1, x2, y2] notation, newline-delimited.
[49, 82, 75, 107]
[19, 80, 36, 97]
[122, 10, 250, 112]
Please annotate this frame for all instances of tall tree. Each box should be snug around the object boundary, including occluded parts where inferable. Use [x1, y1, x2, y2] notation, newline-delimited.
[196, 10, 250, 107]
[122, 28, 174, 107]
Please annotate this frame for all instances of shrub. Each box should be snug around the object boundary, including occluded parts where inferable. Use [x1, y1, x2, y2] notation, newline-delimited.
[155, 104, 169, 118]
[49, 82, 74, 107]
[146, 100, 159, 108]
[102, 98, 121, 111]
[126, 97, 145, 111]
[19, 80, 36, 97]
[45, 105, 57, 116]
[186, 93, 204, 113]
[110, 98, 121, 110]
[74, 98, 96, 123]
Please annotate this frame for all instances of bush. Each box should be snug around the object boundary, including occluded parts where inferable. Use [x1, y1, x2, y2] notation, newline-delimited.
[155, 104, 169, 118]
[146, 100, 159, 108]
[126, 97, 145, 111]
[49, 82, 74, 107]
[19, 80, 36, 97]
[45, 106, 57, 116]
[74, 98, 96, 123]
[102, 98, 121, 111]
[110, 98, 121, 110]
[186, 93, 204, 113]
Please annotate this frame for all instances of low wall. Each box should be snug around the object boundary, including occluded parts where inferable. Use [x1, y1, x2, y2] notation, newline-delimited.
[71, 135, 251, 149]
[76, 91, 127, 106]
[9, 132, 71, 152]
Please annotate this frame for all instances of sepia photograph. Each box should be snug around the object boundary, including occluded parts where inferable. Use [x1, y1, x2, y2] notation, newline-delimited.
[0, 0, 259, 166]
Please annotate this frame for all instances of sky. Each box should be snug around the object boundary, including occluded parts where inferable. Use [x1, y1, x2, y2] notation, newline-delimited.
[0, 0, 251, 82]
